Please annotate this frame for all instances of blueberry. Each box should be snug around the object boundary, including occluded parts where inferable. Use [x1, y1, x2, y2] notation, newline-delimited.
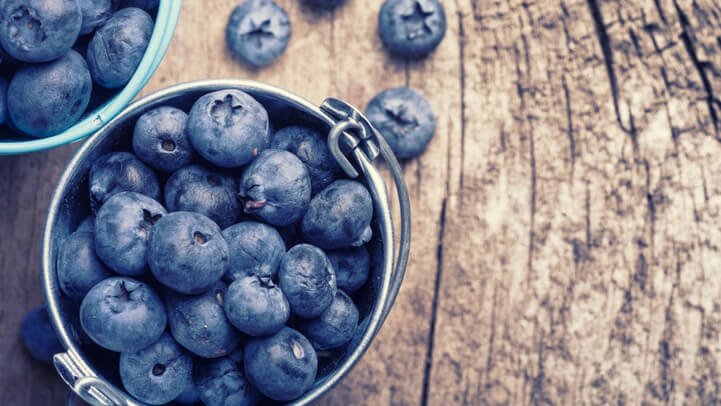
[7, 50, 92, 137]
[278, 244, 336, 318]
[87, 7, 153, 88]
[244, 327, 317, 401]
[297, 290, 358, 350]
[89, 151, 161, 211]
[0, 0, 82, 63]
[226, 0, 290, 67]
[132, 106, 195, 173]
[164, 165, 240, 229]
[148, 212, 229, 294]
[78, 0, 118, 34]
[239, 149, 311, 226]
[187, 89, 270, 168]
[307, 0, 346, 7]
[20, 305, 63, 363]
[174, 385, 200, 405]
[378, 0, 446, 58]
[223, 221, 285, 280]
[75, 214, 96, 233]
[194, 349, 262, 406]
[57, 231, 113, 302]
[365, 86, 435, 159]
[270, 126, 340, 194]
[224, 275, 289, 336]
[119, 0, 158, 10]
[166, 281, 241, 358]
[277, 222, 300, 248]
[119, 333, 193, 405]
[326, 246, 370, 293]
[95, 192, 166, 276]
[0, 76, 8, 126]
[301, 180, 373, 249]
[80, 277, 166, 352]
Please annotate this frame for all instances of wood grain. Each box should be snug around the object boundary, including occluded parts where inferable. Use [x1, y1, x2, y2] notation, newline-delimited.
[1, 0, 720, 405]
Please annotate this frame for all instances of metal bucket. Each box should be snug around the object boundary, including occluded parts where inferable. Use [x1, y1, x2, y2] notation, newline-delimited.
[42, 79, 411, 406]
[0, 0, 182, 155]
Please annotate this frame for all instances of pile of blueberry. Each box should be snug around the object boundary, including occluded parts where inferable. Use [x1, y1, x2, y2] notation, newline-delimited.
[0, 0, 158, 138]
[45, 88, 378, 405]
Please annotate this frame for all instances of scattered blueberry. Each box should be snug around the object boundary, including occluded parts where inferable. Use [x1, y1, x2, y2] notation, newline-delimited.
[57, 231, 113, 301]
[326, 246, 371, 293]
[301, 180, 373, 249]
[270, 125, 340, 194]
[75, 214, 96, 233]
[0, 77, 8, 126]
[378, 0, 446, 58]
[20, 305, 63, 363]
[278, 244, 336, 318]
[0, 0, 82, 63]
[222, 221, 285, 280]
[224, 275, 290, 336]
[132, 106, 195, 173]
[187, 89, 270, 168]
[87, 7, 153, 88]
[89, 151, 161, 211]
[297, 290, 359, 350]
[174, 385, 201, 405]
[164, 165, 240, 229]
[226, 0, 291, 67]
[78, 0, 118, 35]
[79, 277, 166, 352]
[365, 86, 435, 159]
[166, 281, 241, 358]
[194, 349, 262, 406]
[119, 333, 193, 405]
[7, 50, 92, 137]
[244, 327, 317, 401]
[94, 192, 166, 276]
[239, 149, 311, 226]
[148, 211, 229, 294]
[119, 0, 158, 10]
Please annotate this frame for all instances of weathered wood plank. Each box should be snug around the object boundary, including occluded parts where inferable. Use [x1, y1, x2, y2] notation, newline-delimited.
[428, 0, 721, 405]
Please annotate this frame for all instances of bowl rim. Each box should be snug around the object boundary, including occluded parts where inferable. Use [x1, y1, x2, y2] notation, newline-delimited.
[42, 79, 395, 406]
[0, 0, 182, 155]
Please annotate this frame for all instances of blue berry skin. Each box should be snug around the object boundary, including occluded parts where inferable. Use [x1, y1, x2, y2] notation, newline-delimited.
[244, 327, 317, 401]
[365, 87, 436, 159]
[119, 0, 158, 10]
[95, 192, 166, 276]
[194, 349, 262, 406]
[278, 244, 336, 319]
[148, 212, 229, 294]
[20, 306, 63, 364]
[78, 0, 118, 34]
[224, 275, 290, 336]
[223, 221, 285, 280]
[79, 277, 167, 352]
[226, 0, 291, 67]
[378, 0, 446, 58]
[239, 149, 311, 227]
[89, 152, 161, 211]
[166, 281, 241, 358]
[8, 50, 92, 138]
[132, 106, 195, 173]
[301, 180, 374, 249]
[0, 0, 82, 63]
[174, 385, 200, 405]
[270, 126, 340, 194]
[57, 231, 113, 302]
[76, 214, 96, 233]
[297, 290, 359, 350]
[0, 76, 8, 126]
[164, 165, 240, 229]
[119, 333, 194, 406]
[187, 89, 270, 168]
[326, 246, 370, 293]
[87, 7, 153, 88]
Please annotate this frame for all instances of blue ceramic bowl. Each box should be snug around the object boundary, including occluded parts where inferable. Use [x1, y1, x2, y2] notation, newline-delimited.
[0, 0, 182, 155]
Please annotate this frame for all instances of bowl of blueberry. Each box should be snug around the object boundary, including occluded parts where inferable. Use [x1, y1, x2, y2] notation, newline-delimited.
[0, 0, 181, 155]
[42, 79, 410, 405]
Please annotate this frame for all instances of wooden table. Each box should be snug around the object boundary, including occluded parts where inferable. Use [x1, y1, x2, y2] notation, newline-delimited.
[2, 0, 720, 404]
